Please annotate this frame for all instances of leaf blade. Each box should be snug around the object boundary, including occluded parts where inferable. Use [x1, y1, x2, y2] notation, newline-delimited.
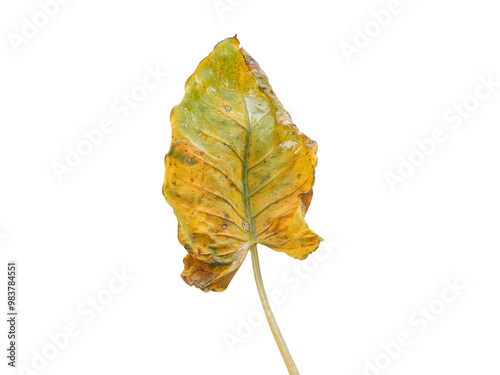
[163, 37, 322, 292]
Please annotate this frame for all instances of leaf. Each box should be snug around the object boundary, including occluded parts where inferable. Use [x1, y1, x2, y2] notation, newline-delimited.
[163, 36, 322, 292]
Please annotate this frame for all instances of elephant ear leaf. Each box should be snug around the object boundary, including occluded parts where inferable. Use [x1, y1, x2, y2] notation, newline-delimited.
[163, 36, 322, 292]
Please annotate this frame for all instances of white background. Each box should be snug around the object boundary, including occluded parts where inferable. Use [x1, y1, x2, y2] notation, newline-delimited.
[1, 0, 500, 374]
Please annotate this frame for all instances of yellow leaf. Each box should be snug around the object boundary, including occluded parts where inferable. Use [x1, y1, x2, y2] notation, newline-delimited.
[163, 36, 322, 292]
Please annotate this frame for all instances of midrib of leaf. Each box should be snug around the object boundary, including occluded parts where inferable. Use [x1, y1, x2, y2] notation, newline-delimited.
[241, 94, 256, 242]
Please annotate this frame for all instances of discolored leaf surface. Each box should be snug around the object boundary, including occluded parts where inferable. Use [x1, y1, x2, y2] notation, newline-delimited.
[163, 36, 322, 292]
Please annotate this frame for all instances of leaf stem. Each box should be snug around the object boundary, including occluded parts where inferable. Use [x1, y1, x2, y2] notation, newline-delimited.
[250, 245, 300, 375]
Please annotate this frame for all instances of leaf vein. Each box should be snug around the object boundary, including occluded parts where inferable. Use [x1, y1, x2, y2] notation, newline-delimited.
[200, 99, 248, 131]
[178, 177, 246, 219]
[251, 178, 310, 220]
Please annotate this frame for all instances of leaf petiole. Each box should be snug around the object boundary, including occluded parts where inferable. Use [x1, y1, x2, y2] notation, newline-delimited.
[250, 245, 300, 375]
